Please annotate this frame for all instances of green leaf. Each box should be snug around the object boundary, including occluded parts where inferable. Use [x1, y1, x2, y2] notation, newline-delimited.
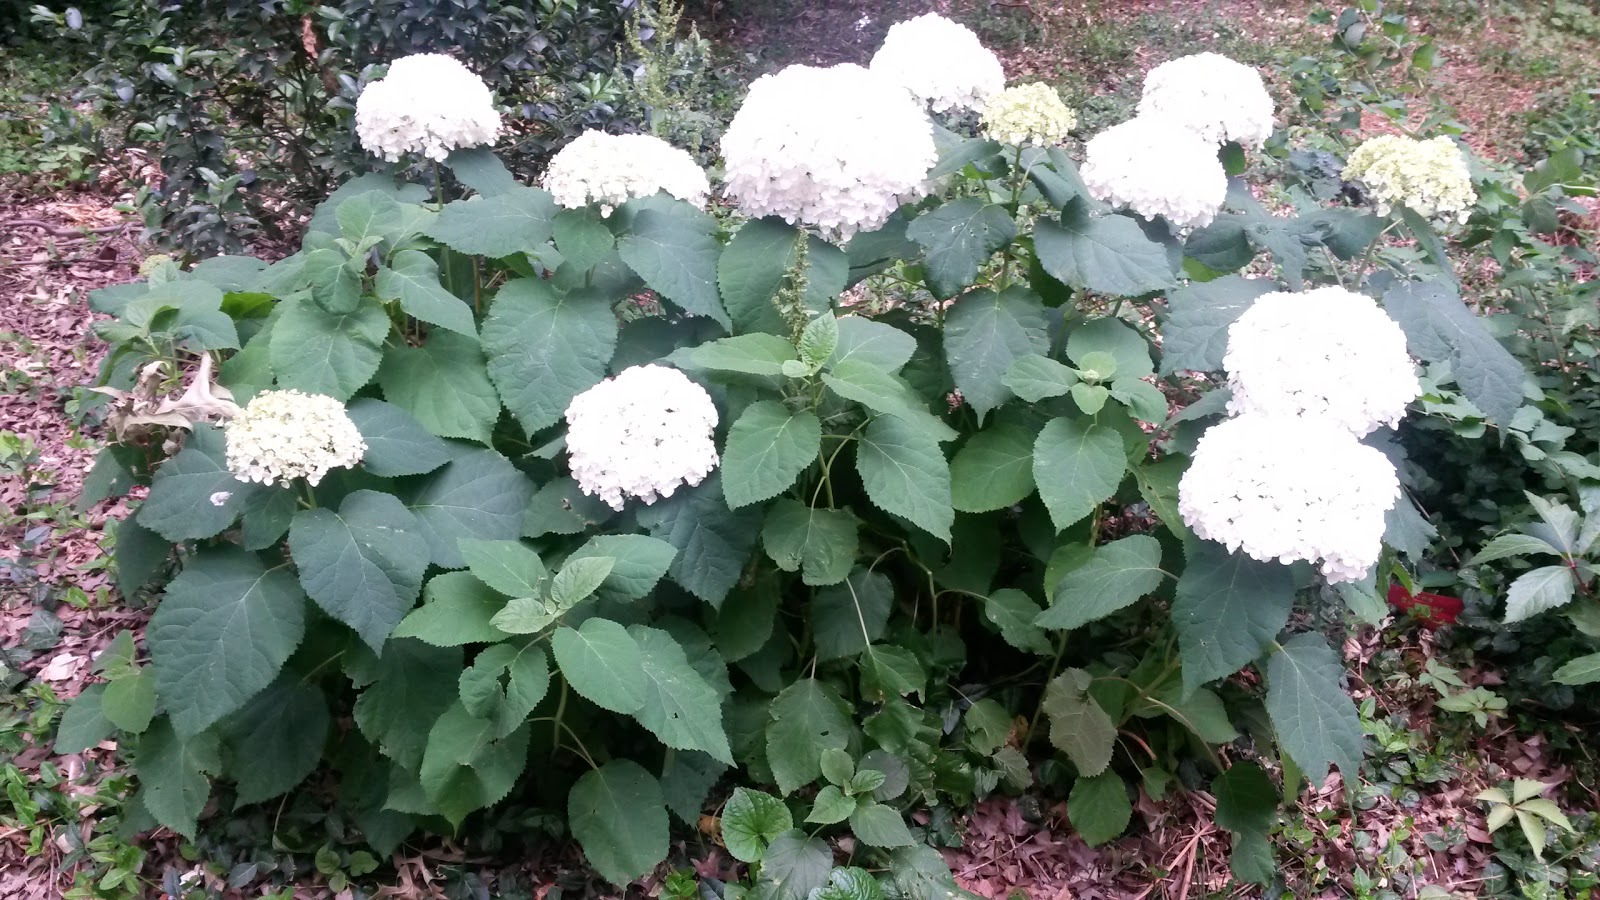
[483, 277, 617, 435]
[102, 669, 156, 734]
[376, 250, 477, 338]
[627, 625, 732, 762]
[426, 187, 557, 258]
[1266, 633, 1363, 784]
[1383, 280, 1525, 425]
[1212, 761, 1276, 835]
[1553, 652, 1600, 686]
[718, 219, 847, 334]
[270, 296, 389, 400]
[806, 785, 856, 825]
[1037, 535, 1166, 630]
[353, 638, 461, 771]
[405, 446, 534, 569]
[1132, 456, 1188, 540]
[691, 333, 799, 377]
[378, 332, 502, 444]
[219, 678, 329, 804]
[459, 539, 546, 598]
[1161, 276, 1277, 374]
[564, 534, 678, 603]
[289, 491, 429, 652]
[856, 415, 954, 543]
[345, 399, 453, 477]
[722, 402, 822, 509]
[1470, 533, 1563, 565]
[964, 698, 1012, 756]
[1173, 542, 1295, 695]
[1065, 318, 1154, 381]
[715, 576, 780, 662]
[824, 360, 957, 442]
[135, 718, 220, 839]
[446, 147, 519, 197]
[1504, 565, 1578, 622]
[311, 175, 430, 236]
[983, 589, 1052, 655]
[849, 801, 915, 848]
[1032, 417, 1127, 533]
[752, 830, 832, 900]
[638, 474, 763, 608]
[391, 572, 511, 646]
[860, 645, 926, 701]
[819, 747, 854, 786]
[458, 641, 550, 736]
[762, 501, 858, 587]
[798, 312, 839, 371]
[569, 760, 669, 886]
[1068, 771, 1131, 846]
[950, 422, 1038, 513]
[552, 618, 648, 714]
[830, 316, 918, 373]
[1149, 684, 1237, 743]
[1042, 669, 1116, 776]
[618, 207, 729, 328]
[722, 787, 794, 862]
[943, 287, 1050, 421]
[1003, 354, 1077, 402]
[906, 199, 1017, 298]
[660, 750, 726, 825]
[148, 548, 306, 737]
[552, 207, 615, 271]
[56, 685, 115, 754]
[812, 569, 892, 661]
[418, 701, 530, 826]
[766, 679, 852, 795]
[1035, 206, 1177, 297]
[547, 556, 613, 607]
[136, 426, 257, 541]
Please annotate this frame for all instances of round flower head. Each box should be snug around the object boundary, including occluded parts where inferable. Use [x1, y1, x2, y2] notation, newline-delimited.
[1137, 52, 1275, 148]
[870, 13, 1004, 113]
[720, 63, 938, 241]
[564, 365, 720, 511]
[980, 82, 1077, 146]
[1081, 116, 1227, 230]
[1225, 286, 1421, 435]
[1179, 414, 1400, 583]
[225, 390, 366, 487]
[1342, 134, 1477, 223]
[355, 53, 502, 162]
[542, 130, 710, 217]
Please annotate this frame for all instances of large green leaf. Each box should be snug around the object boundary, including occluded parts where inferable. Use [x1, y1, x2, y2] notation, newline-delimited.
[569, 760, 669, 887]
[718, 218, 845, 334]
[1504, 565, 1578, 623]
[459, 538, 546, 597]
[1211, 761, 1277, 836]
[446, 147, 519, 196]
[352, 638, 461, 771]
[218, 678, 329, 804]
[378, 332, 502, 443]
[824, 360, 957, 441]
[347, 399, 452, 477]
[137, 426, 258, 541]
[113, 516, 170, 596]
[721, 787, 793, 863]
[830, 316, 918, 373]
[1265, 633, 1363, 784]
[56, 685, 115, 754]
[425, 186, 557, 258]
[375, 250, 477, 338]
[405, 445, 534, 569]
[983, 589, 1052, 655]
[906, 198, 1017, 298]
[135, 718, 220, 839]
[1042, 669, 1116, 776]
[766, 679, 852, 795]
[721, 402, 822, 509]
[849, 801, 915, 848]
[482, 277, 617, 435]
[751, 830, 832, 900]
[856, 415, 954, 542]
[391, 571, 511, 647]
[1065, 317, 1153, 380]
[458, 641, 549, 736]
[1173, 542, 1295, 695]
[812, 569, 892, 660]
[289, 491, 429, 651]
[1553, 652, 1600, 686]
[690, 333, 798, 376]
[628, 625, 733, 763]
[148, 548, 306, 737]
[660, 750, 727, 826]
[638, 474, 762, 608]
[418, 701, 530, 826]
[1032, 417, 1127, 532]
[942, 287, 1049, 421]
[1037, 535, 1166, 630]
[1383, 279, 1525, 425]
[1034, 204, 1177, 297]
[552, 618, 648, 714]
[552, 207, 615, 271]
[617, 206, 729, 328]
[1160, 276, 1277, 374]
[1068, 771, 1131, 846]
[762, 501, 858, 587]
[270, 295, 389, 400]
[563, 534, 677, 603]
[950, 422, 1038, 513]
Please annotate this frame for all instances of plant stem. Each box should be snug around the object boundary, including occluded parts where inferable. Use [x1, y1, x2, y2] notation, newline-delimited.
[1025, 631, 1069, 749]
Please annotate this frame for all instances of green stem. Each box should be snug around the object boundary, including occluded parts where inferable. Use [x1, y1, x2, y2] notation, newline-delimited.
[549, 677, 569, 761]
[1025, 631, 1070, 748]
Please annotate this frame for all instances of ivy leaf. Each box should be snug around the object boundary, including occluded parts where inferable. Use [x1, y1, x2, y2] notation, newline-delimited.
[762, 501, 858, 587]
[824, 360, 958, 442]
[753, 830, 832, 900]
[418, 701, 530, 827]
[951, 422, 1038, 513]
[563, 534, 678, 603]
[856, 415, 954, 543]
[1042, 668, 1116, 776]
[289, 491, 430, 652]
[638, 474, 762, 608]
[1173, 542, 1295, 695]
[352, 638, 461, 771]
[906, 198, 1017, 298]
[1504, 566, 1578, 623]
[568, 760, 669, 887]
[426, 187, 557, 259]
[722, 787, 794, 863]
[137, 426, 258, 541]
[1034, 203, 1177, 297]
[1032, 417, 1127, 533]
[405, 445, 534, 569]
[1037, 535, 1166, 630]
[722, 402, 822, 509]
[391, 572, 511, 647]
[812, 569, 892, 661]
[349, 399, 453, 477]
[1266, 633, 1364, 784]
[849, 801, 915, 848]
[270, 296, 389, 400]
[627, 625, 733, 763]
[618, 207, 730, 328]
[375, 250, 477, 338]
[942, 287, 1050, 421]
[1068, 772, 1132, 846]
[1383, 279, 1525, 425]
[135, 718, 221, 839]
[148, 548, 306, 738]
[766, 679, 852, 795]
[552, 618, 648, 714]
[983, 589, 1052, 655]
[482, 277, 617, 436]
[218, 678, 329, 805]
[1160, 276, 1277, 374]
[378, 332, 502, 444]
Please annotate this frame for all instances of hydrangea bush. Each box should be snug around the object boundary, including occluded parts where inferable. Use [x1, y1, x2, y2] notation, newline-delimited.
[71, 18, 1532, 893]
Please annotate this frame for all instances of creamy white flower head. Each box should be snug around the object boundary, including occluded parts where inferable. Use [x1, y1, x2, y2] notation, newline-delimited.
[542, 130, 710, 217]
[980, 82, 1077, 146]
[1137, 52, 1274, 148]
[1179, 414, 1400, 583]
[225, 390, 366, 487]
[1343, 134, 1477, 223]
[1225, 286, 1421, 436]
[720, 63, 938, 241]
[355, 53, 502, 162]
[1081, 116, 1227, 230]
[870, 13, 1004, 113]
[565, 365, 719, 511]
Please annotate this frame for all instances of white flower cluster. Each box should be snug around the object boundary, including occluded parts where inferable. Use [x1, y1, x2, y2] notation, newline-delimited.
[1081, 116, 1227, 230]
[980, 82, 1077, 146]
[564, 365, 720, 511]
[1225, 286, 1421, 435]
[225, 390, 366, 487]
[720, 63, 938, 240]
[870, 13, 1004, 113]
[1137, 52, 1275, 148]
[1179, 415, 1400, 583]
[541, 130, 710, 217]
[1343, 134, 1477, 223]
[355, 53, 502, 162]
